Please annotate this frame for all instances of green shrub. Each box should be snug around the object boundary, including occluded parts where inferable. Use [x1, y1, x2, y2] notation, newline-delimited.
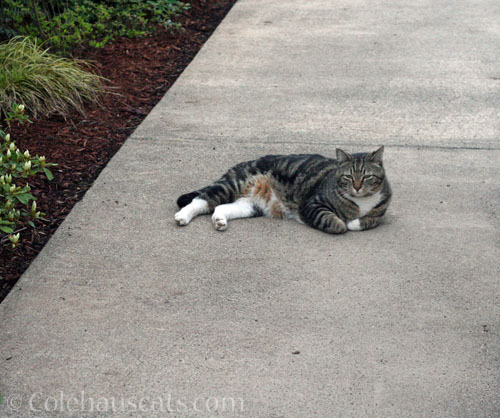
[0, 104, 56, 248]
[0, 0, 190, 53]
[0, 36, 103, 119]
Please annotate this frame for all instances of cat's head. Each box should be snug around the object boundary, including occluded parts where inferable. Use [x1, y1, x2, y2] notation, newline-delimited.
[335, 146, 385, 197]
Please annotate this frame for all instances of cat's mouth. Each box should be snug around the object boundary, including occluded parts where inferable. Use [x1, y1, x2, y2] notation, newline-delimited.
[350, 189, 367, 197]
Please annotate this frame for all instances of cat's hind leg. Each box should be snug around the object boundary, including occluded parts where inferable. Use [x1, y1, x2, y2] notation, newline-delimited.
[212, 198, 259, 231]
[175, 178, 241, 227]
[175, 197, 210, 226]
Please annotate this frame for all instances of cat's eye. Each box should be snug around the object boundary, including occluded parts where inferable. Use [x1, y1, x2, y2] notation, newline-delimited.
[342, 175, 353, 180]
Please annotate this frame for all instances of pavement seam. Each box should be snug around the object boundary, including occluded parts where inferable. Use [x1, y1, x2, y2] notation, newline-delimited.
[129, 136, 500, 151]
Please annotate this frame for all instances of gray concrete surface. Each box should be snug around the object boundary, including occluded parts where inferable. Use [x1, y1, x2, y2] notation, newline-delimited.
[1, 0, 499, 417]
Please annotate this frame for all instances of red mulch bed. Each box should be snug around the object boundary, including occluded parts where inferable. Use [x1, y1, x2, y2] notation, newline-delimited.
[0, 0, 237, 302]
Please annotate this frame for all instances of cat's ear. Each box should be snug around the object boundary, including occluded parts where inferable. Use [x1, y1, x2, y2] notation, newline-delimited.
[336, 148, 353, 163]
[368, 146, 384, 163]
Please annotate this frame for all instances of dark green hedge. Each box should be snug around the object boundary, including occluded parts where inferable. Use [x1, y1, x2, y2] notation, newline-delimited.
[0, 0, 190, 53]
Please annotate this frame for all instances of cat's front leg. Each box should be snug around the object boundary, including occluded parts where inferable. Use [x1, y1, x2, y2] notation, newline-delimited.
[321, 213, 348, 234]
[347, 216, 381, 231]
[300, 200, 347, 234]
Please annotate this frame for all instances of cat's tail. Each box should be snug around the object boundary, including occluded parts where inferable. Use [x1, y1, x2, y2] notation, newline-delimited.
[177, 191, 201, 208]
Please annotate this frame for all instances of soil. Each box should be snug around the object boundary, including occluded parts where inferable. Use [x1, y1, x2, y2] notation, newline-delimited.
[0, 0, 237, 302]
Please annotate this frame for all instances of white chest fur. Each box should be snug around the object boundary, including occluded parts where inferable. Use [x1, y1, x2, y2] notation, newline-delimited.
[345, 191, 383, 217]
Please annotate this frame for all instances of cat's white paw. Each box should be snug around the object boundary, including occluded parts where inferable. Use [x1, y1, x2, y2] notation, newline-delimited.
[175, 198, 210, 226]
[174, 210, 190, 226]
[212, 214, 228, 231]
[347, 219, 362, 231]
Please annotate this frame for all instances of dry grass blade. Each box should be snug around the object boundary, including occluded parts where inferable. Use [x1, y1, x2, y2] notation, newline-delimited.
[0, 36, 104, 119]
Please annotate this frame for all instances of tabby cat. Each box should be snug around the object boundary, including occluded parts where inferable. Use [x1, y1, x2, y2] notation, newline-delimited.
[175, 147, 391, 234]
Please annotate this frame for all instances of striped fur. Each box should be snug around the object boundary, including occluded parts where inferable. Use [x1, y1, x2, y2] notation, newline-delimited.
[175, 147, 391, 233]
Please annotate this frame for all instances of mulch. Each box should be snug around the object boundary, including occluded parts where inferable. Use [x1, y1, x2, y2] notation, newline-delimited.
[0, 0, 237, 302]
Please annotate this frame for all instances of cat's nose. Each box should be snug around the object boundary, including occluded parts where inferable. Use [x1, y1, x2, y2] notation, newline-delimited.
[353, 181, 362, 191]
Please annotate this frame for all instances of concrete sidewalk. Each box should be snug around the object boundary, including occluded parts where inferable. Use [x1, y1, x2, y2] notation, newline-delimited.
[1, 0, 499, 417]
